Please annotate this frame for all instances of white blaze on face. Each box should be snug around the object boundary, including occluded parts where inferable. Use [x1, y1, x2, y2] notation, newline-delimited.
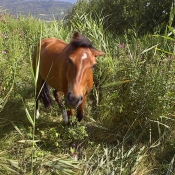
[81, 53, 87, 60]
[70, 52, 88, 94]
[75, 52, 87, 83]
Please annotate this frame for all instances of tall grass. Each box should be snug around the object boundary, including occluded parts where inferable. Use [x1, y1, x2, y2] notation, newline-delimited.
[68, 12, 175, 174]
[0, 12, 82, 174]
[1, 9, 175, 174]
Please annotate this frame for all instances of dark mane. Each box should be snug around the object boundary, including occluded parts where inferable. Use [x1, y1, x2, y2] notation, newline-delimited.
[69, 32, 94, 49]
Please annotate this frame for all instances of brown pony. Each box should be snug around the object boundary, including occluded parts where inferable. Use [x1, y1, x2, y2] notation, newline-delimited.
[33, 32, 104, 122]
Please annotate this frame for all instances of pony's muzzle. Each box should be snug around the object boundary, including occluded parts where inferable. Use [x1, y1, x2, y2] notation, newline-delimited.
[66, 92, 83, 108]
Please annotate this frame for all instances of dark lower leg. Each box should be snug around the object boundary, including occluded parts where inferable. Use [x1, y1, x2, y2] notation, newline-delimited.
[76, 96, 87, 122]
[76, 109, 83, 122]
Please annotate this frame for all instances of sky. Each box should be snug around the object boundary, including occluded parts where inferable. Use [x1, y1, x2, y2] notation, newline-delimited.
[62, 0, 77, 3]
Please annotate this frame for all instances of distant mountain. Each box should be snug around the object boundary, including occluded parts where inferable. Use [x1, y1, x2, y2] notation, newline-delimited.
[0, 0, 74, 20]
[24, 0, 77, 3]
[45, 0, 77, 3]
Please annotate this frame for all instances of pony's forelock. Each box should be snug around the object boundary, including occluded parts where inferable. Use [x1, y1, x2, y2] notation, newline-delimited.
[70, 32, 94, 49]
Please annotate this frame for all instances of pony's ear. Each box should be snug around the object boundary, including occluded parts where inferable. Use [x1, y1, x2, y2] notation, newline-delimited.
[92, 48, 105, 57]
[72, 31, 81, 39]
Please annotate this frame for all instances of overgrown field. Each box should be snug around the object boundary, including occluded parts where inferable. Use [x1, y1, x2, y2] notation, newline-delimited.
[1, 10, 175, 175]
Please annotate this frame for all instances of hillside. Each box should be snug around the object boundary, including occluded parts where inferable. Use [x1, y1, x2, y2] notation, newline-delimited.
[0, 0, 73, 20]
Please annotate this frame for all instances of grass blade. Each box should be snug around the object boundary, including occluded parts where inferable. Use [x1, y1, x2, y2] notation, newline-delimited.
[101, 80, 131, 88]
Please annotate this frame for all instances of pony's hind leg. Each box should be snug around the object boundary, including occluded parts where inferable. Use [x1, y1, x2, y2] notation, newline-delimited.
[35, 75, 43, 119]
[35, 77, 54, 118]
[36, 97, 40, 119]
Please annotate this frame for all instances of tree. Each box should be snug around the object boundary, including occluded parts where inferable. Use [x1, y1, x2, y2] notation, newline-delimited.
[67, 0, 173, 35]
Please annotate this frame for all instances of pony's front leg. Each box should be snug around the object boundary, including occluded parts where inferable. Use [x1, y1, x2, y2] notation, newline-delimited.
[53, 90, 74, 123]
[62, 108, 74, 123]
[67, 109, 74, 119]
[76, 95, 87, 122]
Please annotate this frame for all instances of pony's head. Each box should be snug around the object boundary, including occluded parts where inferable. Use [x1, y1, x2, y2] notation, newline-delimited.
[65, 32, 104, 108]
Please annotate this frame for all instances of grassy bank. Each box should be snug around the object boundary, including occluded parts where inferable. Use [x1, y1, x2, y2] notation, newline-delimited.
[0, 11, 175, 174]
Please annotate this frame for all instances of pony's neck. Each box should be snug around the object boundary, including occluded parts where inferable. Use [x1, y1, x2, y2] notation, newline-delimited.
[62, 44, 74, 58]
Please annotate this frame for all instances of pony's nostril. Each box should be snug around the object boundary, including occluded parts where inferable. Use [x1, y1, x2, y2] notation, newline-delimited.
[67, 92, 71, 96]
[67, 92, 73, 100]
[66, 92, 83, 108]
[80, 96, 83, 101]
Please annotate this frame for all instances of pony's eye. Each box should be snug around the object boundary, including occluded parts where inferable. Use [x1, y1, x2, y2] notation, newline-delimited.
[68, 58, 73, 64]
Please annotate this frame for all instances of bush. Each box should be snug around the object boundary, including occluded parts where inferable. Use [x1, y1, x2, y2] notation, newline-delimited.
[67, 0, 172, 35]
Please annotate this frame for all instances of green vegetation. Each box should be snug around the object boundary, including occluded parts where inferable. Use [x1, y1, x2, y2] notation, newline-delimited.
[68, 0, 172, 35]
[0, 0, 175, 174]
